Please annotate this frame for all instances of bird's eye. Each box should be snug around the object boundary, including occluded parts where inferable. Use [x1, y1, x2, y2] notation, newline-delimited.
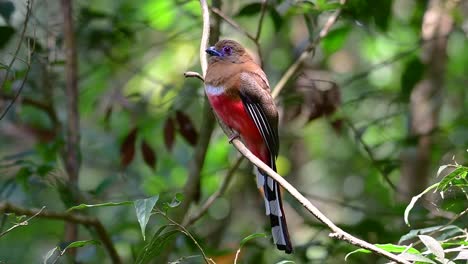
[222, 46, 232, 55]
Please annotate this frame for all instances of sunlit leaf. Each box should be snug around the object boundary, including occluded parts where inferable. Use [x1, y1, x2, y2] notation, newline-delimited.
[134, 195, 159, 241]
[404, 182, 439, 226]
[418, 235, 445, 261]
[240, 232, 267, 247]
[64, 240, 100, 250]
[345, 243, 420, 260]
[42, 247, 59, 264]
[454, 250, 468, 260]
[67, 201, 132, 212]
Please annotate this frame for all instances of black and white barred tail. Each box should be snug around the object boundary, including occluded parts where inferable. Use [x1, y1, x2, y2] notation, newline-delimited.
[256, 167, 293, 254]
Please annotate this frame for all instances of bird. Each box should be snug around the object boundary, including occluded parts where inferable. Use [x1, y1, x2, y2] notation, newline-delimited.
[204, 39, 292, 254]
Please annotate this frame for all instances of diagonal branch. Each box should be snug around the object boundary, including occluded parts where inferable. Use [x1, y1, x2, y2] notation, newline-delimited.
[271, 0, 346, 98]
[227, 137, 410, 264]
[183, 156, 244, 226]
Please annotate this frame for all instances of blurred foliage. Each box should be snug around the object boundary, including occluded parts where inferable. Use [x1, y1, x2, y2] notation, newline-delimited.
[0, 0, 467, 263]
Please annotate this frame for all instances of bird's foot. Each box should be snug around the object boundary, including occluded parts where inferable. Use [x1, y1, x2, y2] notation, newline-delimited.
[228, 131, 240, 144]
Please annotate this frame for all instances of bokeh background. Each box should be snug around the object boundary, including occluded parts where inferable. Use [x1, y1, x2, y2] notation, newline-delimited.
[0, 0, 467, 263]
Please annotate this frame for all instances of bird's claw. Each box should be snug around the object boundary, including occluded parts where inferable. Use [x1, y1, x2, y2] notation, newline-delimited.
[228, 132, 240, 144]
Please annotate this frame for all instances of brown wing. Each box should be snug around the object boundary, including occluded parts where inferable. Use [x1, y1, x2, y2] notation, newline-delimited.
[238, 67, 279, 158]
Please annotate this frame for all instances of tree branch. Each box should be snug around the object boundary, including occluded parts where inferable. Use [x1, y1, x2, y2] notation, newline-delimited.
[0, 202, 122, 264]
[183, 156, 244, 226]
[0, 0, 33, 121]
[60, 0, 81, 254]
[227, 138, 410, 264]
[271, 0, 346, 98]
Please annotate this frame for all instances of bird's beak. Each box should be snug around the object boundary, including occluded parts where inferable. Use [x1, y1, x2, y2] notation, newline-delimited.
[205, 46, 222, 57]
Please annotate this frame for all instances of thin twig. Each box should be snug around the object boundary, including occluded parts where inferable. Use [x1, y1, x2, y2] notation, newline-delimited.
[271, 0, 346, 98]
[255, 0, 268, 41]
[0, 0, 33, 121]
[343, 118, 398, 191]
[156, 210, 214, 264]
[184, 71, 204, 82]
[183, 156, 244, 226]
[0, 206, 44, 238]
[210, 7, 256, 42]
[209, 6, 264, 66]
[0, 202, 122, 263]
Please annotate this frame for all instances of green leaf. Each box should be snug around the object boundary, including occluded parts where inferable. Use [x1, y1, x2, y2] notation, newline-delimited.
[372, 0, 392, 31]
[163, 193, 184, 211]
[236, 3, 262, 17]
[401, 57, 424, 102]
[134, 195, 159, 241]
[399, 225, 463, 244]
[269, 7, 283, 32]
[63, 240, 100, 250]
[0, 1, 15, 23]
[404, 182, 439, 226]
[43, 241, 99, 264]
[275, 261, 295, 264]
[67, 201, 133, 212]
[436, 166, 468, 193]
[321, 26, 351, 55]
[240, 232, 267, 247]
[0, 26, 15, 48]
[136, 226, 179, 264]
[345, 243, 420, 260]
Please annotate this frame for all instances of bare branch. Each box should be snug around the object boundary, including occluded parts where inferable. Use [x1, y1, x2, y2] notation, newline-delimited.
[0, 202, 122, 263]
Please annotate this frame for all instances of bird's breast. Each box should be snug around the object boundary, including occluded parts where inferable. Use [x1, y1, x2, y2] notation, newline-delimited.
[205, 86, 268, 162]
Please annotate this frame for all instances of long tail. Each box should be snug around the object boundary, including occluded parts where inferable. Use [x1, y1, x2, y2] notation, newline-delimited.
[256, 166, 293, 254]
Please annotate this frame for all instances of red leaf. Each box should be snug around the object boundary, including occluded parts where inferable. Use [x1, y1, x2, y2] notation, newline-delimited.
[163, 117, 175, 151]
[141, 140, 157, 170]
[120, 127, 137, 168]
[175, 111, 198, 146]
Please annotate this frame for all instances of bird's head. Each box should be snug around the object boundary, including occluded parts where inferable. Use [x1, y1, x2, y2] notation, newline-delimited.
[205, 39, 250, 63]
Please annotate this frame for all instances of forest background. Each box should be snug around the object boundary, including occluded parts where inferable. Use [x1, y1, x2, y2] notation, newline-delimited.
[0, 0, 467, 263]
